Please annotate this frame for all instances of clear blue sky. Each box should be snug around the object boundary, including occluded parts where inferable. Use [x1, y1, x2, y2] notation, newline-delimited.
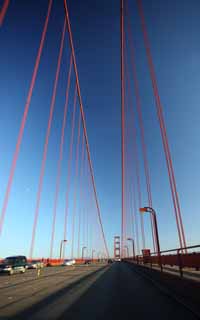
[0, 0, 199, 258]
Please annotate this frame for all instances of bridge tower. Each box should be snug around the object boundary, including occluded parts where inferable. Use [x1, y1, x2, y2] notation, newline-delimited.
[114, 236, 120, 260]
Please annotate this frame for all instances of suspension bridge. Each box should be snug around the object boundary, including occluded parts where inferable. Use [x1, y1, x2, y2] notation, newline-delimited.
[0, 0, 199, 319]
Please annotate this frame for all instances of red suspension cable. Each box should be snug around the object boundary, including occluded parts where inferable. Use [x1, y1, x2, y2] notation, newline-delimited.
[49, 49, 73, 259]
[83, 158, 89, 256]
[81, 148, 87, 253]
[0, 0, 10, 26]
[71, 111, 81, 258]
[124, 72, 136, 248]
[132, 182, 140, 254]
[120, 0, 126, 258]
[77, 132, 85, 258]
[0, 0, 53, 236]
[63, 85, 77, 256]
[63, 0, 109, 258]
[77, 213, 81, 258]
[124, 55, 145, 250]
[124, 5, 156, 251]
[30, 15, 65, 258]
[137, 0, 187, 249]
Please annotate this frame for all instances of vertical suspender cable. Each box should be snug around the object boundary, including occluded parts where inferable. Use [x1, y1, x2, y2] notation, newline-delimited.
[49, 47, 73, 259]
[77, 132, 85, 258]
[63, 0, 109, 258]
[30, 13, 65, 258]
[63, 85, 77, 256]
[136, 0, 186, 249]
[124, 3, 156, 251]
[124, 55, 145, 250]
[124, 62, 141, 250]
[120, 0, 126, 258]
[71, 111, 81, 258]
[132, 183, 140, 254]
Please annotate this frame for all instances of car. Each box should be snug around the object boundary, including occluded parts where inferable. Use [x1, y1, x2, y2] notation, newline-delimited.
[108, 259, 113, 264]
[62, 259, 76, 266]
[26, 260, 44, 269]
[0, 256, 27, 275]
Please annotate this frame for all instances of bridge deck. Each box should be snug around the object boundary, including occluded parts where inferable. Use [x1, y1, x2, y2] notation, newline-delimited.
[0, 262, 199, 319]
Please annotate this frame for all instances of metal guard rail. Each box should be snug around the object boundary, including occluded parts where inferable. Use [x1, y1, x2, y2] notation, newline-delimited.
[123, 244, 200, 278]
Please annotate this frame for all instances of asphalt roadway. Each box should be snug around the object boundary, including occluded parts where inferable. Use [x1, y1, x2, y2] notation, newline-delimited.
[0, 262, 199, 320]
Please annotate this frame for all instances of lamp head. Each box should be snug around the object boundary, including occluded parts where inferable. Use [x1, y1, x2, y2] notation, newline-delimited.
[139, 207, 148, 213]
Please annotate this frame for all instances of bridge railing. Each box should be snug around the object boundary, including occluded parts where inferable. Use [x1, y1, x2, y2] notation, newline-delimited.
[124, 244, 200, 278]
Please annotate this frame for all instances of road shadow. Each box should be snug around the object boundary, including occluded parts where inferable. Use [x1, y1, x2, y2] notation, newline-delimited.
[57, 262, 200, 320]
[57, 263, 118, 320]
[7, 265, 109, 320]
[2, 263, 199, 320]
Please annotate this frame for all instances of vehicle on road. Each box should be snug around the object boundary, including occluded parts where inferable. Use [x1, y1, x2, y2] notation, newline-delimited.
[26, 260, 44, 269]
[108, 259, 113, 264]
[62, 259, 76, 266]
[0, 256, 27, 275]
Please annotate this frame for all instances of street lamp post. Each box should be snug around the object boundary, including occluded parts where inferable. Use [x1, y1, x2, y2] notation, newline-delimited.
[139, 207, 162, 271]
[127, 238, 135, 259]
[139, 207, 160, 253]
[82, 246, 87, 260]
[60, 239, 67, 260]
